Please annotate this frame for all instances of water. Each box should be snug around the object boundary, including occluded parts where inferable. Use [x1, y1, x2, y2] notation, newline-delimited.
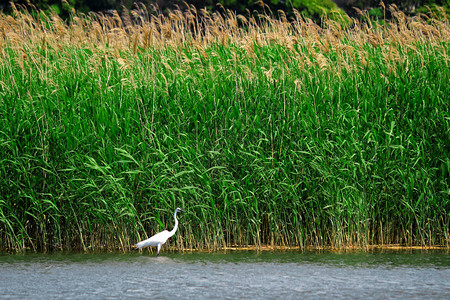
[0, 250, 449, 299]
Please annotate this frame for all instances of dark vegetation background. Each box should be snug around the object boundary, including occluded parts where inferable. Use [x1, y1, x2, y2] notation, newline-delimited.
[4, 0, 450, 19]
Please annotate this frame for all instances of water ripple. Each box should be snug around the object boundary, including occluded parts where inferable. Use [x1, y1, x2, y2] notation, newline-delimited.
[0, 251, 448, 299]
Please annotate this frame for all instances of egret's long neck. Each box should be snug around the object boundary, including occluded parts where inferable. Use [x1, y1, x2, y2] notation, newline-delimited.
[168, 211, 179, 237]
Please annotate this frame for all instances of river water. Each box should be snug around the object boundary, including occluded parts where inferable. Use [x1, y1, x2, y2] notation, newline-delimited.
[0, 250, 449, 299]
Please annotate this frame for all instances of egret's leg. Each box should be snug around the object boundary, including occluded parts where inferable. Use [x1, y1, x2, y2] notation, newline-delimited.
[157, 243, 161, 256]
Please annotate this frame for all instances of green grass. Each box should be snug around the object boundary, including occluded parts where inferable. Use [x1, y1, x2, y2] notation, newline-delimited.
[0, 6, 449, 251]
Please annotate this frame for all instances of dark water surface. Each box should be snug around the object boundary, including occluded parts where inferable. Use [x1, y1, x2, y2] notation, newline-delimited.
[0, 250, 449, 299]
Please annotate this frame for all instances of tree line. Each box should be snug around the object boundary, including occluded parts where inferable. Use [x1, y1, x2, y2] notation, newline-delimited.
[5, 0, 450, 19]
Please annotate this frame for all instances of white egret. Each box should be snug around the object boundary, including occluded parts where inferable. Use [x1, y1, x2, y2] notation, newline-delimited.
[134, 207, 183, 255]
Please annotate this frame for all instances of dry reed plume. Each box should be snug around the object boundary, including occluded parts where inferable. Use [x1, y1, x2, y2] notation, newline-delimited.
[1, 3, 449, 78]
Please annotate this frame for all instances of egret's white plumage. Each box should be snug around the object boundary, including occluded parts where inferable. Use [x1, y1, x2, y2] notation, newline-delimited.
[134, 208, 183, 255]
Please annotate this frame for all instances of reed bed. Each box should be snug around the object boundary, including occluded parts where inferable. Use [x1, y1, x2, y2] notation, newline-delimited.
[0, 4, 449, 252]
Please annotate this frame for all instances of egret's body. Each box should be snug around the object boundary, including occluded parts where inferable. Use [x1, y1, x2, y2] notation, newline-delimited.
[134, 208, 183, 255]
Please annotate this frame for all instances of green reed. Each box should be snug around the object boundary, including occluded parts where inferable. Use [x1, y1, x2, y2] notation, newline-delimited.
[0, 5, 449, 251]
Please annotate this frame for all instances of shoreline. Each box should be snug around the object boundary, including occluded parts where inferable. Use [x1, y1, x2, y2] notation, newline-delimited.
[1, 244, 448, 254]
[175, 244, 449, 252]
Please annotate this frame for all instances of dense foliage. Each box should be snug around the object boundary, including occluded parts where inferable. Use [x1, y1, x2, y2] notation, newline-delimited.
[0, 5, 449, 252]
[6, 0, 450, 18]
